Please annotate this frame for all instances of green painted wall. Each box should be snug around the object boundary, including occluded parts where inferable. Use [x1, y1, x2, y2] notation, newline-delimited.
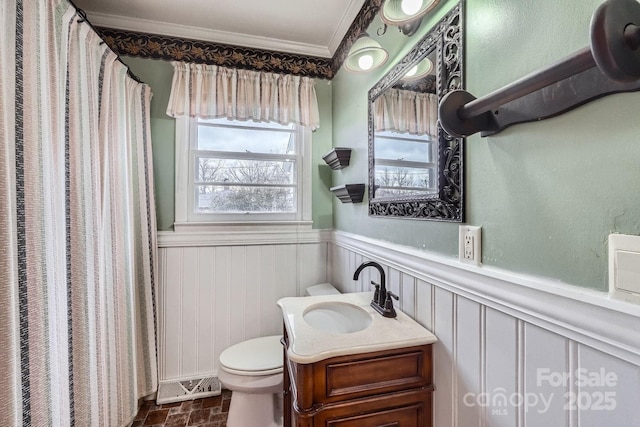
[122, 57, 334, 231]
[122, 0, 640, 290]
[331, 0, 640, 290]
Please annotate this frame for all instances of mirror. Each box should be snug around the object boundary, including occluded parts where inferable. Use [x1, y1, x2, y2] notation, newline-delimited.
[368, 1, 464, 221]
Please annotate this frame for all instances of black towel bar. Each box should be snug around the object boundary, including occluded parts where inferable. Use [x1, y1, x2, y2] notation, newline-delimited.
[439, 0, 640, 137]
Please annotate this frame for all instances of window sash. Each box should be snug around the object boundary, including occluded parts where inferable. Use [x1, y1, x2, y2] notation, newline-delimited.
[193, 185, 297, 215]
[194, 182, 297, 189]
[193, 152, 298, 186]
[184, 118, 305, 222]
[374, 164, 437, 193]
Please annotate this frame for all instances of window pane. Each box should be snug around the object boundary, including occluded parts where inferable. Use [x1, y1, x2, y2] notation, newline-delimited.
[196, 158, 296, 185]
[198, 122, 294, 154]
[374, 165, 435, 191]
[195, 186, 296, 214]
[375, 131, 433, 163]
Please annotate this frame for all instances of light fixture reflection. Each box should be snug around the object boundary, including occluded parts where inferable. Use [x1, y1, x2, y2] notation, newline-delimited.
[401, 57, 433, 82]
[380, 0, 441, 36]
[344, 34, 389, 73]
[405, 65, 419, 78]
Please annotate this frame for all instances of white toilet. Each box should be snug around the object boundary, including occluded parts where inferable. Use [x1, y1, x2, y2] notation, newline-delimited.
[218, 283, 340, 427]
[218, 335, 284, 427]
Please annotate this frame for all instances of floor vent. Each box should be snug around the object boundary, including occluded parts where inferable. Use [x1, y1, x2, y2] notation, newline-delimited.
[156, 375, 222, 405]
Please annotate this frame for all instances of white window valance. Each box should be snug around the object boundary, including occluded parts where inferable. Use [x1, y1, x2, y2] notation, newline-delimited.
[373, 89, 438, 138]
[166, 62, 320, 130]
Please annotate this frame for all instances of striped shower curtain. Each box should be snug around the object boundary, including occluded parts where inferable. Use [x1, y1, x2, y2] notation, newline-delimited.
[1, 1, 158, 426]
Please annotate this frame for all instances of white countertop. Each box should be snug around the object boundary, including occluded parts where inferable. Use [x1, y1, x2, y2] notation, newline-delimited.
[277, 292, 438, 364]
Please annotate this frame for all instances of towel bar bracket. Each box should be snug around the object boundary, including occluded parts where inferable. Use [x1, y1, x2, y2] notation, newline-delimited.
[438, 90, 489, 138]
[439, 0, 640, 138]
[591, 0, 640, 82]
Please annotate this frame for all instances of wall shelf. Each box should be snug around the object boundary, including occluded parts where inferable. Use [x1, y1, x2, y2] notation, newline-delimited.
[322, 148, 352, 170]
[330, 184, 365, 203]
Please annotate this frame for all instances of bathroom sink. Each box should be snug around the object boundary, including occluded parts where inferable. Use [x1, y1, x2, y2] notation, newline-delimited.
[279, 292, 438, 363]
[303, 301, 372, 334]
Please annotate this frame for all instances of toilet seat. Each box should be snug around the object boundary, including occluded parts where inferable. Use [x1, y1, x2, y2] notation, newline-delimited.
[219, 335, 283, 376]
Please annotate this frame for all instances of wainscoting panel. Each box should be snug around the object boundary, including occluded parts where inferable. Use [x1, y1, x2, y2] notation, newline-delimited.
[576, 345, 640, 426]
[455, 296, 482, 427]
[328, 231, 640, 427]
[433, 287, 455, 427]
[415, 279, 434, 331]
[484, 308, 518, 427]
[156, 229, 639, 425]
[522, 323, 570, 426]
[157, 237, 328, 381]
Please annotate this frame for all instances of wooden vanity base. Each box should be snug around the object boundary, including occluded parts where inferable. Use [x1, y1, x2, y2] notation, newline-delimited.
[283, 329, 433, 427]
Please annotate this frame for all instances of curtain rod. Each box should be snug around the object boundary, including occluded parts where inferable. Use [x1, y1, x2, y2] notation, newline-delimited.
[67, 0, 144, 84]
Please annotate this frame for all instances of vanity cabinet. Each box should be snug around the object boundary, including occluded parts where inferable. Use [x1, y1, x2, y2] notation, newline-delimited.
[282, 328, 433, 427]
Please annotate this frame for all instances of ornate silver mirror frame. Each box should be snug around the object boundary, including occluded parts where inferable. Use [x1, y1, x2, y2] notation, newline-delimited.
[368, 1, 464, 221]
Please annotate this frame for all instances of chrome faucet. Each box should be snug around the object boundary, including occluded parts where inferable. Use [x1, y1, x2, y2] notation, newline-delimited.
[353, 261, 398, 318]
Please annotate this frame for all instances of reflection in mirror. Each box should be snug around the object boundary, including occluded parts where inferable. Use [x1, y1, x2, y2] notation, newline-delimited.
[368, 1, 464, 221]
[373, 49, 437, 199]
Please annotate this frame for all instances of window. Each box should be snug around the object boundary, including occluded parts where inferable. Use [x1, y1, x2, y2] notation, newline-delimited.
[175, 117, 311, 228]
[373, 130, 437, 199]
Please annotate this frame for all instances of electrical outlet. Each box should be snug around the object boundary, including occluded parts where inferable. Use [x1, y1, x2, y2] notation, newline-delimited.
[464, 235, 474, 259]
[459, 225, 482, 264]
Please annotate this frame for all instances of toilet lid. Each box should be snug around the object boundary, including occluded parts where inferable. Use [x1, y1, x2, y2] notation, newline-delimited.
[220, 335, 283, 376]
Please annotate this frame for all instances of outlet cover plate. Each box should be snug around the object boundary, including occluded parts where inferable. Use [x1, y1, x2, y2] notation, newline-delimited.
[609, 234, 640, 303]
[459, 225, 482, 265]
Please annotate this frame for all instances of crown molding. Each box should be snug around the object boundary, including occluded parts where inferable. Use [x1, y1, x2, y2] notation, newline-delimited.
[86, 11, 332, 58]
[86, 0, 382, 78]
[327, 0, 371, 58]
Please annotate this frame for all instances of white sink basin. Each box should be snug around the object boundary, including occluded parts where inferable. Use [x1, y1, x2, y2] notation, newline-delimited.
[278, 292, 439, 363]
[303, 301, 373, 334]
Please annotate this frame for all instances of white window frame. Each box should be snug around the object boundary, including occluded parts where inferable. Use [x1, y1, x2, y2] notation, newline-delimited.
[174, 117, 312, 232]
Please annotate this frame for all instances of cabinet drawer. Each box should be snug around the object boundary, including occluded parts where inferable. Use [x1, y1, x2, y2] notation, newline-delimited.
[314, 388, 432, 427]
[295, 345, 432, 406]
[325, 350, 429, 399]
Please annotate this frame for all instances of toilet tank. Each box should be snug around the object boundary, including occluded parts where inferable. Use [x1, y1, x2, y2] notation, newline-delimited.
[304, 283, 340, 296]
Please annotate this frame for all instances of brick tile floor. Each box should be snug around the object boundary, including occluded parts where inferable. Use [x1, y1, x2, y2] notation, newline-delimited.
[130, 391, 230, 427]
